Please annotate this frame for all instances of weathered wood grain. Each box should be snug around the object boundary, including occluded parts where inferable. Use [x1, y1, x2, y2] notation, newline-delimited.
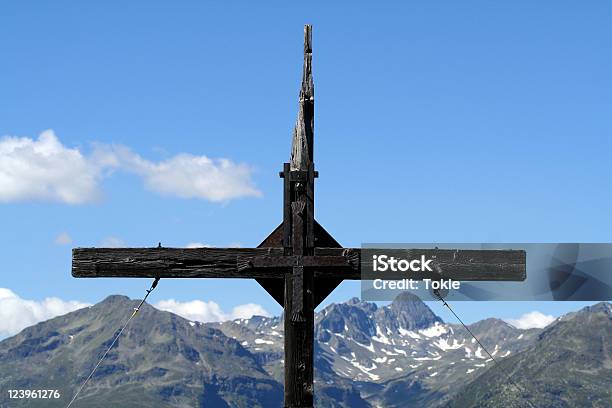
[255, 220, 347, 307]
[286, 24, 315, 407]
[256, 222, 286, 305]
[311, 221, 344, 307]
[73, 247, 525, 281]
[328, 248, 526, 281]
[290, 24, 314, 172]
[72, 247, 285, 279]
[237, 255, 354, 270]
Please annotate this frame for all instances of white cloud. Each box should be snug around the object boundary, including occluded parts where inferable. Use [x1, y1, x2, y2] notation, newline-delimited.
[185, 242, 242, 248]
[230, 303, 271, 320]
[99, 236, 125, 248]
[185, 242, 211, 248]
[505, 311, 556, 329]
[95, 144, 262, 202]
[54, 232, 73, 245]
[154, 299, 271, 323]
[0, 130, 101, 204]
[0, 288, 90, 338]
[154, 299, 227, 322]
[0, 130, 262, 204]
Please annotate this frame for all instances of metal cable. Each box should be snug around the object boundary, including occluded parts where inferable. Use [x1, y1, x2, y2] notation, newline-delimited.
[66, 278, 160, 408]
[434, 291, 537, 408]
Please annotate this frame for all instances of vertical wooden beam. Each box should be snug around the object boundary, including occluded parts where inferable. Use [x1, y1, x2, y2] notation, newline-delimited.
[285, 24, 315, 408]
[291, 201, 306, 320]
[283, 270, 314, 407]
[282, 163, 292, 251]
[306, 162, 315, 249]
[285, 196, 314, 407]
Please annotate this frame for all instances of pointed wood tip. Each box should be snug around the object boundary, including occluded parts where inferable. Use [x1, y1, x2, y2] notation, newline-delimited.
[304, 25, 312, 54]
[302, 25, 313, 92]
[290, 25, 315, 170]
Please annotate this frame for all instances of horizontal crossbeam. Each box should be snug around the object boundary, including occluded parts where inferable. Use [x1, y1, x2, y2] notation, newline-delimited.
[238, 249, 359, 271]
[72, 247, 525, 281]
[358, 248, 526, 281]
[73, 247, 283, 279]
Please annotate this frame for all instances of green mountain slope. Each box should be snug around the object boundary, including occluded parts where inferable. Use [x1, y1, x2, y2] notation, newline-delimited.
[0, 295, 282, 408]
[448, 302, 612, 408]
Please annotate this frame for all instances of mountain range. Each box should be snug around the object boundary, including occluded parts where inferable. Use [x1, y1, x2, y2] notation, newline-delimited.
[0, 293, 610, 407]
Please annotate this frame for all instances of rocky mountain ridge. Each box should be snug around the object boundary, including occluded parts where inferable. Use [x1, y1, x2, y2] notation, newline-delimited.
[1, 293, 609, 407]
[210, 292, 542, 406]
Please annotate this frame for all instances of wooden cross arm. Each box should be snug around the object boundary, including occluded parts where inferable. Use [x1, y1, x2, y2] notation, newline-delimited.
[71, 247, 359, 279]
[237, 248, 360, 273]
[72, 247, 285, 279]
[356, 248, 526, 281]
[72, 247, 525, 281]
[240, 247, 526, 281]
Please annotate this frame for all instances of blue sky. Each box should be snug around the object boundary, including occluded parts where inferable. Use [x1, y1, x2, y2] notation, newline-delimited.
[0, 1, 610, 334]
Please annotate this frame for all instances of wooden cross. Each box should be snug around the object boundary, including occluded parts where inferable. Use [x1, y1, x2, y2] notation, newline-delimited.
[72, 25, 526, 408]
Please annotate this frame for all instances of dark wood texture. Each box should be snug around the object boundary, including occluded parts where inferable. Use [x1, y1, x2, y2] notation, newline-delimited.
[306, 163, 315, 250]
[256, 223, 285, 305]
[282, 163, 292, 250]
[312, 221, 344, 307]
[238, 255, 354, 270]
[343, 248, 526, 281]
[255, 220, 349, 307]
[72, 247, 525, 281]
[291, 201, 306, 319]
[285, 24, 315, 408]
[71, 247, 285, 279]
[290, 25, 314, 172]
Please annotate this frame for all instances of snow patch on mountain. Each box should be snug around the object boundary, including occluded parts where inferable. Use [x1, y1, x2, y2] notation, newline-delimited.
[419, 322, 447, 338]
